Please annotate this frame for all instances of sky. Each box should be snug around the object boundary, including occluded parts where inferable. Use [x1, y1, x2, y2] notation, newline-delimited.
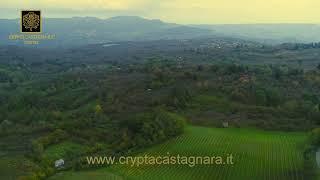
[1, 0, 320, 24]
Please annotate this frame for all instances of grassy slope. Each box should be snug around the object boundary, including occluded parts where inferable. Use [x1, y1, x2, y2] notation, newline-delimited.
[0, 156, 38, 180]
[44, 141, 87, 161]
[50, 126, 307, 180]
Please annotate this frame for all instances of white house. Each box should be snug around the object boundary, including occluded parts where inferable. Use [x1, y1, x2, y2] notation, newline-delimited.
[55, 159, 64, 168]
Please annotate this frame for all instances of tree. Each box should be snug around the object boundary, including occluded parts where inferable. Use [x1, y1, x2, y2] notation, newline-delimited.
[266, 88, 282, 107]
[310, 128, 320, 146]
[197, 65, 204, 71]
[94, 104, 102, 114]
[231, 89, 247, 103]
[169, 86, 192, 108]
[317, 63, 320, 70]
[255, 90, 267, 106]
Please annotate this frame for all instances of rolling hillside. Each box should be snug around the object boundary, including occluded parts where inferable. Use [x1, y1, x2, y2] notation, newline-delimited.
[50, 126, 308, 180]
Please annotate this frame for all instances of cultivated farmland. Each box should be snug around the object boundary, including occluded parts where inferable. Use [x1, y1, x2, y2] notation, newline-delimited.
[50, 126, 307, 180]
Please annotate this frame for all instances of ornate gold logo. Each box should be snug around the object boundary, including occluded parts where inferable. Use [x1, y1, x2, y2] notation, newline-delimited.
[21, 11, 41, 33]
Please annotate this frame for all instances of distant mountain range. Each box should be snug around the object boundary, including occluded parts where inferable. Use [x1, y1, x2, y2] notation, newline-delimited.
[1, 16, 320, 47]
[0, 16, 215, 47]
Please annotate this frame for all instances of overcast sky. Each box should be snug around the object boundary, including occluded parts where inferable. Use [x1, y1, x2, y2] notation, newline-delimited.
[1, 0, 320, 24]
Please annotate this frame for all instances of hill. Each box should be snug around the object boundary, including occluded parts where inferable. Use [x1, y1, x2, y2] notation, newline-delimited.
[0, 16, 214, 47]
[2, 16, 320, 47]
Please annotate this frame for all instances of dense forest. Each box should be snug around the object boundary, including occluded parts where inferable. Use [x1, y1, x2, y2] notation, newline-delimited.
[0, 39, 320, 179]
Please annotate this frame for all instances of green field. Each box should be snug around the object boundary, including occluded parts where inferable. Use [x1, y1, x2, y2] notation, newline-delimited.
[44, 141, 87, 161]
[50, 126, 307, 180]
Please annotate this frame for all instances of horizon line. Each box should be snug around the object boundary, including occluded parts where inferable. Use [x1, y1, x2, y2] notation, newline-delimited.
[0, 15, 320, 25]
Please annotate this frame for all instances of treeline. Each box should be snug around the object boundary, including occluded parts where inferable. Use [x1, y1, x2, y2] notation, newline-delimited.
[280, 42, 320, 50]
[303, 128, 320, 179]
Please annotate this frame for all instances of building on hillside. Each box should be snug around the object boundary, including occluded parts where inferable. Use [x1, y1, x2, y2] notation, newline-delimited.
[55, 159, 64, 168]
